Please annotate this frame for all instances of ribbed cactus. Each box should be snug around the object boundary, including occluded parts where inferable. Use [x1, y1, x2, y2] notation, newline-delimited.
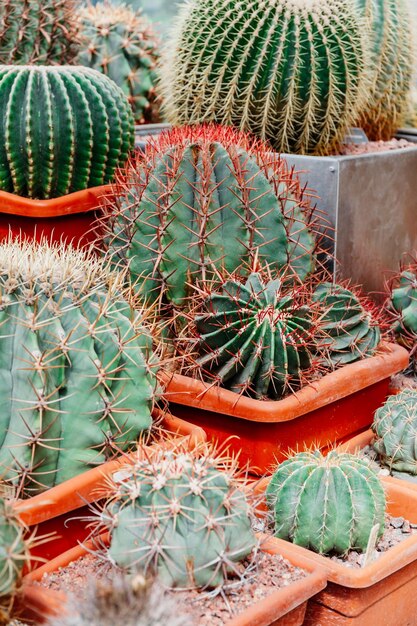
[101, 446, 257, 590]
[160, 0, 369, 155]
[103, 125, 319, 310]
[266, 450, 386, 554]
[355, 0, 413, 140]
[387, 260, 417, 369]
[0, 0, 79, 65]
[76, 2, 160, 124]
[0, 65, 134, 199]
[372, 390, 417, 473]
[313, 283, 381, 367]
[193, 273, 314, 399]
[0, 238, 156, 497]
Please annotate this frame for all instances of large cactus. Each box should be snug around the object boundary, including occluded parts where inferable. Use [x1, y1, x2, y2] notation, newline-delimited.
[372, 390, 417, 473]
[0, 0, 79, 65]
[0, 65, 134, 199]
[192, 273, 314, 399]
[104, 124, 320, 310]
[386, 259, 417, 370]
[0, 238, 156, 497]
[76, 2, 160, 124]
[266, 450, 386, 554]
[160, 0, 369, 155]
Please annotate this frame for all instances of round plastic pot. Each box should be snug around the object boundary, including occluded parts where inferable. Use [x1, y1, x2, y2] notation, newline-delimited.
[24, 534, 326, 626]
[0, 184, 112, 247]
[161, 343, 409, 475]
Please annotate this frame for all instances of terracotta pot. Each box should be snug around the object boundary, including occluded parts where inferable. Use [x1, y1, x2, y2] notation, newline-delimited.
[13, 584, 66, 624]
[25, 534, 326, 626]
[0, 184, 112, 247]
[161, 342, 409, 475]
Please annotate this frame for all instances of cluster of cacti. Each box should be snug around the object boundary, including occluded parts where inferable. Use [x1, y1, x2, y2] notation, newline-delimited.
[266, 450, 386, 554]
[0, 0, 79, 65]
[103, 124, 320, 310]
[76, 2, 160, 124]
[313, 283, 381, 367]
[0, 238, 156, 497]
[99, 445, 257, 590]
[372, 389, 417, 474]
[192, 272, 315, 399]
[387, 261, 417, 368]
[0, 65, 134, 199]
[160, 0, 370, 155]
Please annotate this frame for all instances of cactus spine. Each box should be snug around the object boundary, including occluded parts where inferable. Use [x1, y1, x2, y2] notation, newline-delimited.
[266, 450, 386, 554]
[0, 65, 134, 199]
[386, 258, 417, 371]
[0, 238, 156, 496]
[76, 2, 160, 124]
[161, 0, 369, 155]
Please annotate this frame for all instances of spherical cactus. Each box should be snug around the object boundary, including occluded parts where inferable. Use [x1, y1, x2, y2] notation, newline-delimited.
[0, 238, 156, 496]
[76, 1, 160, 124]
[0, 0, 79, 65]
[160, 0, 369, 155]
[0, 65, 134, 199]
[386, 258, 417, 371]
[103, 124, 320, 310]
[313, 282, 381, 367]
[372, 390, 417, 474]
[100, 446, 257, 590]
[266, 450, 386, 554]
[192, 273, 315, 399]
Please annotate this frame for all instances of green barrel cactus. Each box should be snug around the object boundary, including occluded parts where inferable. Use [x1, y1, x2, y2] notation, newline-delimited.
[387, 263, 417, 368]
[101, 446, 257, 590]
[0, 238, 156, 497]
[266, 450, 386, 554]
[76, 1, 160, 124]
[160, 0, 369, 155]
[372, 390, 417, 474]
[313, 283, 381, 367]
[0, 0, 79, 65]
[193, 273, 314, 399]
[104, 124, 319, 310]
[0, 65, 134, 199]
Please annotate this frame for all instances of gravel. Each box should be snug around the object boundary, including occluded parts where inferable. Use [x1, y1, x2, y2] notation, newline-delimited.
[336, 138, 416, 155]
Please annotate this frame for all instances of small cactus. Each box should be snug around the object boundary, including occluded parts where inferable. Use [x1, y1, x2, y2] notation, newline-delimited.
[0, 65, 134, 199]
[266, 450, 386, 554]
[76, 2, 160, 124]
[372, 390, 417, 474]
[386, 258, 417, 372]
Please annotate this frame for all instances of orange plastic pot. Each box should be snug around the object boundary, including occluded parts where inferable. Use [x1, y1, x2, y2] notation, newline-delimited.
[25, 534, 326, 626]
[12, 583, 66, 625]
[0, 184, 112, 247]
[162, 343, 409, 475]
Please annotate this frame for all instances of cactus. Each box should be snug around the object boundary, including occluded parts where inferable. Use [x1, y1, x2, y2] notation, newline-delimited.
[103, 124, 320, 311]
[313, 282, 381, 367]
[0, 238, 156, 497]
[191, 272, 315, 399]
[99, 445, 257, 590]
[372, 389, 417, 474]
[266, 450, 386, 554]
[160, 0, 369, 155]
[0, 0, 79, 65]
[355, 0, 413, 140]
[0, 65, 134, 199]
[76, 2, 160, 124]
[386, 259, 417, 371]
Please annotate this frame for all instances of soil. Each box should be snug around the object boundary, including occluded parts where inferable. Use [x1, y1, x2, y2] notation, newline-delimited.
[337, 138, 416, 155]
[37, 550, 307, 625]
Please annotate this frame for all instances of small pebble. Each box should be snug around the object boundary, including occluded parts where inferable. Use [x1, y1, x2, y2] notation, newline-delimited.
[390, 517, 405, 529]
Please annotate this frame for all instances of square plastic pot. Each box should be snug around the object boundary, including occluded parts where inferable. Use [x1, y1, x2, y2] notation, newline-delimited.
[161, 342, 409, 475]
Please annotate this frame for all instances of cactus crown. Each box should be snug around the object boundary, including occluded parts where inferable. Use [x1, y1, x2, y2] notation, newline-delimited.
[0, 238, 156, 496]
[266, 449, 386, 555]
[386, 256, 417, 371]
[372, 389, 417, 474]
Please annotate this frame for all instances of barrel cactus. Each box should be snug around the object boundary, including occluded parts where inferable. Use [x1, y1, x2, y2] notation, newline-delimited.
[160, 0, 369, 155]
[0, 0, 79, 65]
[266, 450, 386, 554]
[100, 446, 257, 590]
[103, 124, 319, 311]
[313, 282, 381, 367]
[386, 259, 417, 370]
[0, 65, 134, 199]
[192, 273, 315, 399]
[0, 238, 156, 497]
[372, 390, 417, 474]
[76, 1, 160, 124]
